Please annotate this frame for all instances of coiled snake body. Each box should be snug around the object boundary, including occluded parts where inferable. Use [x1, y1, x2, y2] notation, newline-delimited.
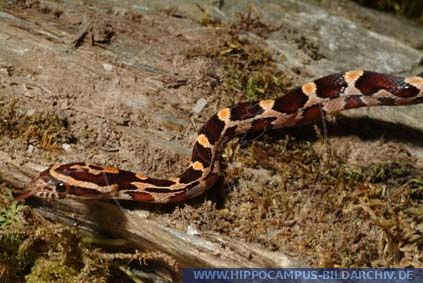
[23, 71, 423, 203]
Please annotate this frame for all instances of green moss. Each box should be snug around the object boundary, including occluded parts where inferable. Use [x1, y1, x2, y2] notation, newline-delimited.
[0, 99, 72, 150]
[0, 184, 108, 282]
[26, 258, 79, 283]
[179, 130, 423, 267]
[0, 202, 26, 228]
[0, 201, 175, 282]
[196, 8, 286, 102]
[212, 38, 283, 101]
[0, 184, 28, 281]
[336, 162, 414, 185]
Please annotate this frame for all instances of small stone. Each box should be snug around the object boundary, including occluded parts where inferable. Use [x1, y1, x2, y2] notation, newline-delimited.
[192, 98, 207, 114]
[62, 143, 71, 151]
[103, 63, 113, 71]
[112, 7, 129, 17]
[27, 144, 34, 154]
[26, 109, 36, 116]
[0, 63, 13, 76]
[187, 224, 200, 236]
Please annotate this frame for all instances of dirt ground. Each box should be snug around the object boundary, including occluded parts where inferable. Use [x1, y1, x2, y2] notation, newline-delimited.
[0, 0, 422, 281]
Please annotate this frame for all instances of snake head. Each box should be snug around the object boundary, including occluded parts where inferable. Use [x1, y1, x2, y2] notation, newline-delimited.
[17, 166, 70, 200]
[17, 163, 119, 201]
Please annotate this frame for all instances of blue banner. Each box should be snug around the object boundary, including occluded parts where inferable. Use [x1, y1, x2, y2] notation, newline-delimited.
[183, 268, 422, 283]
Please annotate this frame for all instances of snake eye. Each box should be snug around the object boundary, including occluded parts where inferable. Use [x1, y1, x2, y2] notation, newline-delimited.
[55, 182, 66, 193]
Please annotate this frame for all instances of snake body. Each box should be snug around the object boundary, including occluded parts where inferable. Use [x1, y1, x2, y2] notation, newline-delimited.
[25, 70, 423, 203]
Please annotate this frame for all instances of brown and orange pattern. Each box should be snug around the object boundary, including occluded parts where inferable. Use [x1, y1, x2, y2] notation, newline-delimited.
[21, 71, 423, 203]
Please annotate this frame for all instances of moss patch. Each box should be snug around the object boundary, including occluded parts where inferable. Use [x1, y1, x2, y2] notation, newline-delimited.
[171, 134, 423, 266]
[0, 184, 177, 282]
[214, 39, 284, 102]
[0, 99, 72, 151]
[191, 7, 290, 102]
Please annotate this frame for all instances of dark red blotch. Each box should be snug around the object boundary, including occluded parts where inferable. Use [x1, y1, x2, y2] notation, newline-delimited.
[273, 88, 309, 114]
[314, 73, 347, 98]
[356, 71, 419, 98]
[229, 102, 264, 121]
[191, 142, 213, 165]
[199, 114, 226, 145]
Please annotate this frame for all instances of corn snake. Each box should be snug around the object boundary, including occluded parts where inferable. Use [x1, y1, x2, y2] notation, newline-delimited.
[20, 70, 423, 203]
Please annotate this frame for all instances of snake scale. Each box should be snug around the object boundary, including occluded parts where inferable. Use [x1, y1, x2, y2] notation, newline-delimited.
[20, 70, 423, 203]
